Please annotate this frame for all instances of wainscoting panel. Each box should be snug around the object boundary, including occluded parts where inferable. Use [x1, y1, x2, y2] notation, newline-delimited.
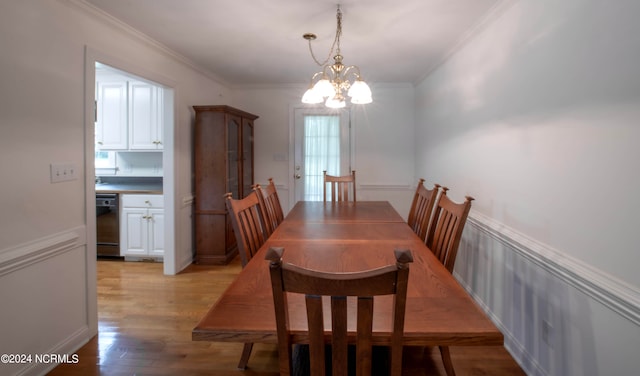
[0, 227, 91, 376]
[454, 212, 640, 376]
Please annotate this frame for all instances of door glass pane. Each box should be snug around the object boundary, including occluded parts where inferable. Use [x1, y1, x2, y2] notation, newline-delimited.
[242, 120, 253, 198]
[303, 115, 340, 201]
[227, 118, 239, 198]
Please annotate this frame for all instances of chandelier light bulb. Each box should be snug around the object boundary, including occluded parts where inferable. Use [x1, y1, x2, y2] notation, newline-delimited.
[313, 78, 336, 99]
[302, 87, 324, 104]
[325, 96, 346, 108]
[347, 79, 372, 101]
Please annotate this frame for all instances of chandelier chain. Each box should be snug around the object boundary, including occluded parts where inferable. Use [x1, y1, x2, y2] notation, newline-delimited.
[307, 6, 343, 67]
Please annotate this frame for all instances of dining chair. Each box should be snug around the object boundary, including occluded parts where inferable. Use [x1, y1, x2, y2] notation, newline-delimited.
[424, 188, 474, 376]
[224, 191, 269, 369]
[266, 247, 413, 376]
[253, 178, 284, 237]
[323, 170, 356, 202]
[407, 179, 441, 242]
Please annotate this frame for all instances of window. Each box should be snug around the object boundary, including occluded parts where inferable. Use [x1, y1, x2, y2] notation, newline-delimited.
[303, 115, 341, 201]
[95, 151, 115, 168]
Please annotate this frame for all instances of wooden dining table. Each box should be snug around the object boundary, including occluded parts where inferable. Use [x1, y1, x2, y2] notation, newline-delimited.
[193, 201, 503, 348]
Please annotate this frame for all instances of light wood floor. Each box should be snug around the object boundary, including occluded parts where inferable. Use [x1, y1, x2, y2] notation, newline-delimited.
[49, 258, 526, 375]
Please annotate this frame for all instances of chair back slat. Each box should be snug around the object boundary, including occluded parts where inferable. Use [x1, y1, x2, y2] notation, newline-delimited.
[323, 170, 356, 202]
[225, 192, 267, 267]
[407, 179, 440, 242]
[254, 178, 285, 236]
[426, 190, 474, 273]
[266, 247, 413, 376]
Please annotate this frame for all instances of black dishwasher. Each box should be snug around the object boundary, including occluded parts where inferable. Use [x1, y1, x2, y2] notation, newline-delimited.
[96, 193, 120, 257]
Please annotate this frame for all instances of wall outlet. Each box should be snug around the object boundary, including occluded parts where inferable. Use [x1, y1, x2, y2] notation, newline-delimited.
[50, 163, 78, 183]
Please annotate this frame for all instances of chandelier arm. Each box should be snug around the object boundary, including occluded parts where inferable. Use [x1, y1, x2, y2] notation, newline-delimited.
[342, 65, 362, 81]
[309, 71, 325, 85]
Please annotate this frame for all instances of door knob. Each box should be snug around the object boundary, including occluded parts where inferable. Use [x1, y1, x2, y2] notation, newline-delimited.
[295, 174, 301, 179]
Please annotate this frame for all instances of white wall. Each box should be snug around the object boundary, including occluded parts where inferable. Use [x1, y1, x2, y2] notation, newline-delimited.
[414, 0, 640, 374]
[0, 1, 231, 374]
[233, 83, 417, 217]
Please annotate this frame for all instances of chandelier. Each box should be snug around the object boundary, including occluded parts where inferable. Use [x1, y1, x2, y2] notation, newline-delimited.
[301, 5, 372, 108]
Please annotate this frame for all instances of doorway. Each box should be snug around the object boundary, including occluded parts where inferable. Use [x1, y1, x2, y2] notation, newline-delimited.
[292, 107, 352, 203]
[85, 48, 177, 276]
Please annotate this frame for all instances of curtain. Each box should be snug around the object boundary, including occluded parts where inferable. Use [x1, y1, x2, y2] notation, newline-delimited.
[304, 115, 340, 201]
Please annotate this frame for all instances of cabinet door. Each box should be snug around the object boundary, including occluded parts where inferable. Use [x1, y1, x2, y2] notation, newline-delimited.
[121, 208, 148, 256]
[96, 80, 127, 150]
[147, 209, 165, 257]
[128, 81, 162, 150]
[227, 115, 241, 198]
[241, 118, 254, 198]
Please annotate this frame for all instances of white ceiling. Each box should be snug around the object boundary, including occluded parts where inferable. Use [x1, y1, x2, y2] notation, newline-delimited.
[85, 0, 503, 86]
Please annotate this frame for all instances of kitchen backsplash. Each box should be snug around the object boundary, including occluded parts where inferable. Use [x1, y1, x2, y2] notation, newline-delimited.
[96, 151, 163, 177]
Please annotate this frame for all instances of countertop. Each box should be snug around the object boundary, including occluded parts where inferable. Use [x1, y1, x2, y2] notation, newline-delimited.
[95, 183, 163, 194]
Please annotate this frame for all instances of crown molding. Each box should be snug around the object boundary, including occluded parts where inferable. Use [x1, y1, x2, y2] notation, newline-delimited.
[62, 0, 230, 87]
[414, 0, 519, 85]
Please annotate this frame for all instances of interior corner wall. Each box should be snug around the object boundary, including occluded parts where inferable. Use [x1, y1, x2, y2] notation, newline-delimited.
[413, 0, 640, 375]
[233, 84, 416, 218]
[0, 1, 230, 375]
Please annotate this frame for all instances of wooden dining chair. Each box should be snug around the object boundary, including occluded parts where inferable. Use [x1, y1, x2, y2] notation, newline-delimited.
[424, 188, 474, 376]
[253, 178, 284, 237]
[323, 170, 356, 202]
[266, 247, 413, 376]
[407, 179, 441, 242]
[224, 191, 269, 369]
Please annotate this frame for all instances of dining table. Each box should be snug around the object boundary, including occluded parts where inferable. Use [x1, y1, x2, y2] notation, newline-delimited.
[192, 201, 503, 348]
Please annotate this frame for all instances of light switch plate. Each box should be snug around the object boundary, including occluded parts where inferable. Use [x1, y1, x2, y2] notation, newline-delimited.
[50, 163, 78, 183]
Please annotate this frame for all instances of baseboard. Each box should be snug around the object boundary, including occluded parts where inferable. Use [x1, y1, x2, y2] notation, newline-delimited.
[17, 325, 92, 376]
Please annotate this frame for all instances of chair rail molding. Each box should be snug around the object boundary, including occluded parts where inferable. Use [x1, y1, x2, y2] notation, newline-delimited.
[464, 211, 640, 326]
[0, 226, 85, 277]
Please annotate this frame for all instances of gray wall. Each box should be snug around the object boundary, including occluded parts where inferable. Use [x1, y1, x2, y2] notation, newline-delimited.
[415, 0, 640, 374]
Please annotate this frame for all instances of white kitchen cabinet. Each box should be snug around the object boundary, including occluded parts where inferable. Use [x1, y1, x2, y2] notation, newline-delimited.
[96, 80, 128, 150]
[95, 78, 163, 151]
[120, 194, 164, 260]
[128, 81, 164, 150]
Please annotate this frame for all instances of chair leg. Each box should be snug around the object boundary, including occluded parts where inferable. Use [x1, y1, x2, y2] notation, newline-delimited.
[439, 346, 456, 376]
[237, 342, 254, 370]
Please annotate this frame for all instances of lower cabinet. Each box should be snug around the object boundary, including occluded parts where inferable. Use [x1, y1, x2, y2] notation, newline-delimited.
[121, 194, 164, 260]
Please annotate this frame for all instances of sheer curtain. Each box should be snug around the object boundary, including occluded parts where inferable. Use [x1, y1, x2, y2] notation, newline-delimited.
[303, 115, 340, 201]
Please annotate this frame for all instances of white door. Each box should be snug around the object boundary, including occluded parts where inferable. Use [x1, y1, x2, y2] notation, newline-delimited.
[293, 108, 351, 202]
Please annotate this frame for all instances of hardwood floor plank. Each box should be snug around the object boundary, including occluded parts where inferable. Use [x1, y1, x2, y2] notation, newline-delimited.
[48, 258, 525, 375]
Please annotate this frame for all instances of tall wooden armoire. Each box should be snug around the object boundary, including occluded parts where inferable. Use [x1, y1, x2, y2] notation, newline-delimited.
[193, 105, 259, 264]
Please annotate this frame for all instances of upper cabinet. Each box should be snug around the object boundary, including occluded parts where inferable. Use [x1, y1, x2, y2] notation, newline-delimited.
[129, 81, 163, 150]
[96, 80, 128, 150]
[95, 77, 163, 151]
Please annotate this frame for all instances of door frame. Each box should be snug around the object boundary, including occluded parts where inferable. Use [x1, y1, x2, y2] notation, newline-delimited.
[288, 105, 355, 209]
[84, 46, 177, 277]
